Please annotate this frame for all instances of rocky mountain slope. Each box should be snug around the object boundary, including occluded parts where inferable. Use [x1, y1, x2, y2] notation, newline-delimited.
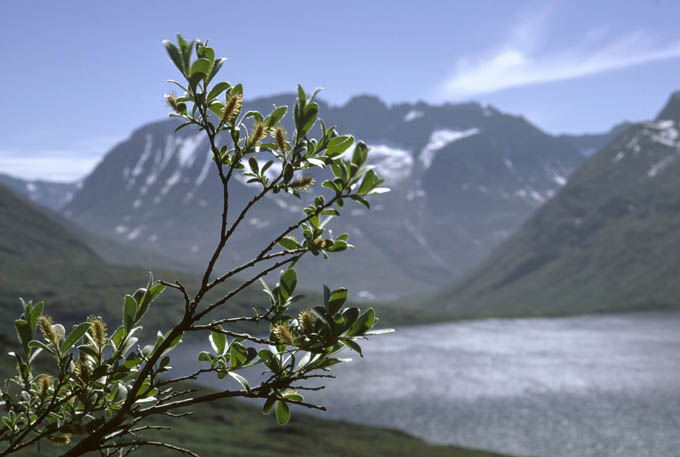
[0, 172, 78, 210]
[430, 91, 680, 316]
[60, 94, 585, 298]
[558, 122, 632, 156]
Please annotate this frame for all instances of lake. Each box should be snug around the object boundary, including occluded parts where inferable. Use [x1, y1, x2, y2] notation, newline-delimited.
[172, 311, 680, 457]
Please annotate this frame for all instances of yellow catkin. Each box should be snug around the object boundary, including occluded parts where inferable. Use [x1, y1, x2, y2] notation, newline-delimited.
[313, 236, 330, 250]
[165, 93, 180, 112]
[36, 375, 53, 395]
[88, 316, 107, 347]
[290, 176, 315, 192]
[221, 94, 242, 124]
[273, 323, 294, 345]
[37, 315, 59, 346]
[74, 360, 91, 382]
[298, 310, 317, 335]
[48, 433, 72, 447]
[274, 126, 289, 151]
[248, 121, 269, 146]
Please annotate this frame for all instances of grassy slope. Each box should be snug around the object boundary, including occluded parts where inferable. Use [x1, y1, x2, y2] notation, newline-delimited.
[0, 185, 99, 265]
[427, 107, 680, 317]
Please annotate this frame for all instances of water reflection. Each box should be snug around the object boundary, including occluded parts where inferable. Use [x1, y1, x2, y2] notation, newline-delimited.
[173, 311, 680, 457]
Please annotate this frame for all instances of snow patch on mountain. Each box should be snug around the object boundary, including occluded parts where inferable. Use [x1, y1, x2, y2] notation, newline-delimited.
[648, 155, 677, 178]
[177, 133, 205, 166]
[128, 134, 153, 188]
[643, 120, 679, 148]
[420, 128, 480, 168]
[365, 145, 413, 183]
[404, 110, 424, 122]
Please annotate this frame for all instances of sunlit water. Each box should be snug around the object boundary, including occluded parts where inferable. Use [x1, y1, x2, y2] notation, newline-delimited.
[173, 311, 680, 457]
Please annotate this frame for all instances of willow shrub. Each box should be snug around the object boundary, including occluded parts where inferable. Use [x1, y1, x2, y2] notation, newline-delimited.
[0, 35, 392, 457]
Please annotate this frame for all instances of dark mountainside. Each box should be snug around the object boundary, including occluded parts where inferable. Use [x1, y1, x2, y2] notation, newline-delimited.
[59, 94, 585, 298]
[558, 122, 632, 156]
[430, 92, 680, 317]
[0, 183, 99, 265]
[0, 172, 78, 210]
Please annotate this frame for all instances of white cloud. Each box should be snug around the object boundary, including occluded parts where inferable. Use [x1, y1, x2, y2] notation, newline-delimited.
[437, 13, 680, 99]
[0, 136, 119, 182]
[0, 149, 102, 182]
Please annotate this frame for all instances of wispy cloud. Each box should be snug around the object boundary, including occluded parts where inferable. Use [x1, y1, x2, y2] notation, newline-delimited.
[0, 136, 119, 182]
[0, 151, 101, 182]
[437, 10, 680, 99]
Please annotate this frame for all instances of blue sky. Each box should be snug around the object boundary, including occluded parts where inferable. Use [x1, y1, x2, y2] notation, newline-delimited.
[2, 0, 680, 181]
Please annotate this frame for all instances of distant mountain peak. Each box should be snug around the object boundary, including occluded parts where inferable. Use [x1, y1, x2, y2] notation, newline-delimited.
[656, 90, 680, 122]
[59, 92, 587, 298]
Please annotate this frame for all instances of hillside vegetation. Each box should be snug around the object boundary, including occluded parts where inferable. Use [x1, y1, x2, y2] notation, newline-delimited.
[430, 92, 680, 317]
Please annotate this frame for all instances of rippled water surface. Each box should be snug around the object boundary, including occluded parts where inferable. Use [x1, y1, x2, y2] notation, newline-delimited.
[175, 311, 680, 457]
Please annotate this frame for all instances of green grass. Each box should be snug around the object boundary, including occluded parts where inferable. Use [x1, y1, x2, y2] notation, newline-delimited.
[120, 387, 514, 457]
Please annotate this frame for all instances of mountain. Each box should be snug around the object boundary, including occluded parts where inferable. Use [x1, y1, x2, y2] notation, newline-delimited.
[61, 94, 585, 298]
[429, 91, 680, 317]
[0, 172, 78, 210]
[0, 182, 450, 339]
[0, 183, 99, 265]
[558, 122, 632, 157]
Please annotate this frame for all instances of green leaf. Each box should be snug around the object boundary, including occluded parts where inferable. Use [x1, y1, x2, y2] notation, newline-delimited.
[299, 103, 319, 135]
[209, 330, 227, 355]
[323, 285, 331, 309]
[278, 236, 300, 250]
[358, 169, 379, 195]
[136, 283, 164, 321]
[280, 269, 297, 300]
[176, 34, 194, 72]
[275, 400, 291, 425]
[248, 157, 259, 174]
[306, 158, 326, 168]
[283, 391, 304, 402]
[228, 372, 250, 391]
[123, 295, 138, 331]
[163, 41, 185, 74]
[352, 142, 369, 167]
[198, 351, 212, 362]
[328, 288, 348, 314]
[341, 338, 364, 357]
[297, 84, 307, 105]
[61, 322, 91, 352]
[207, 82, 230, 101]
[190, 58, 211, 77]
[326, 136, 354, 157]
[230, 343, 248, 369]
[351, 195, 370, 209]
[364, 328, 395, 335]
[14, 319, 31, 353]
[266, 106, 288, 127]
[197, 45, 215, 62]
[327, 239, 348, 252]
[207, 58, 226, 84]
[262, 397, 276, 414]
[231, 83, 244, 97]
[339, 307, 360, 333]
[345, 308, 376, 337]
